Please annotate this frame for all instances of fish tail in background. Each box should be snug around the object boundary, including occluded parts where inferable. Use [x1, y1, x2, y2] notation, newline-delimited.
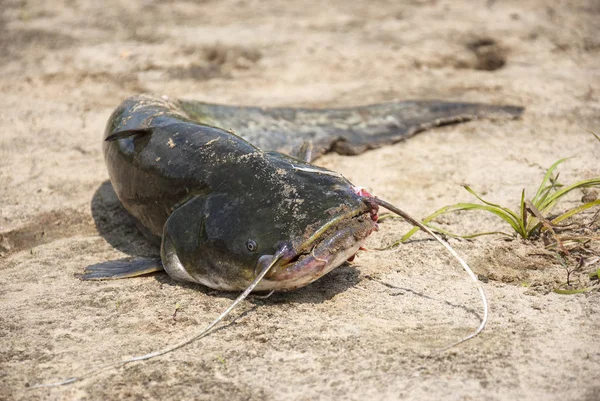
[178, 99, 524, 160]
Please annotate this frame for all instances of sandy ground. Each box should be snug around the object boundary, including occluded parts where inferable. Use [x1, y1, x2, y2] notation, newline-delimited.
[1, 0, 599, 400]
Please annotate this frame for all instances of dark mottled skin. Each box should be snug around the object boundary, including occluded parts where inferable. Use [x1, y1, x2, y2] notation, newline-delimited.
[101, 94, 523, 290]
[178, 97, 524, 159]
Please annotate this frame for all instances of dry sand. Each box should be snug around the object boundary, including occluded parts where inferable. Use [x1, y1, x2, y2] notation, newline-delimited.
[1, 0, 599, 400]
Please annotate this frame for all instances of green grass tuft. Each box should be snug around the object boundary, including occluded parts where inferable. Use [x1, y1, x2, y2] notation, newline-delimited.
[382, 157, 600, 294]
[397, 159, 600, 242]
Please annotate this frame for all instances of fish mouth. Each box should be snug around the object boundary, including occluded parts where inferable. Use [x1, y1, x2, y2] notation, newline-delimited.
[255, 208, 378, 291]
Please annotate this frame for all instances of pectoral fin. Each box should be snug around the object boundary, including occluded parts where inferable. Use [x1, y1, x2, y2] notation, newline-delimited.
[160, 195, 208, 284]
[81, 257, 163, 280]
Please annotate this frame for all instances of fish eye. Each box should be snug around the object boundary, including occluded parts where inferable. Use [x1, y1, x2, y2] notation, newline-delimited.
[246, 239, 258, 252]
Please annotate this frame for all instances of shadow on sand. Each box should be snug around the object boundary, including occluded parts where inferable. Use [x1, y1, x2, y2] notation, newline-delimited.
[91, 180, 159, 257]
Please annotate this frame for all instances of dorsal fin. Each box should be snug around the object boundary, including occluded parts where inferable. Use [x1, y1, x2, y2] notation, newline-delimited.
[105, 127, 153, 142]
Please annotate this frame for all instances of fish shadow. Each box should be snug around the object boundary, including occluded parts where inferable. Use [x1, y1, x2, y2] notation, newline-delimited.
[150, 264, 362, 305]
[91, 180, 159, 257]
[90, 180, 361, 302]
[264, 265, 362, 305]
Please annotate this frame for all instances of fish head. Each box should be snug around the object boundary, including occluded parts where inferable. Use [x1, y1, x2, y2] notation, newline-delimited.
[164, 151, 379, 291]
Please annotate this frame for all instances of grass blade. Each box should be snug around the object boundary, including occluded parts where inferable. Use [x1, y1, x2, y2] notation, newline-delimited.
[463, 186, 522, 222]
[585, 128, 600, 143]
[533, 181, 563, 209]
[554, 286, 598, 295]
[520, 189, 534, 236]
[539, 178, 600, 214]
[550, 199, 600, 225]
[532, 158, 569, 206]
[399, 202, 522, 241]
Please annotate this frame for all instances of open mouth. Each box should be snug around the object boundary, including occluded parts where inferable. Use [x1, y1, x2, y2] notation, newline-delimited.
[256, 211, 378, 291]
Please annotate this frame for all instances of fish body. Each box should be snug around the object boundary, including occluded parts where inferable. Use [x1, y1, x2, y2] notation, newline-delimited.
[88, 94, 523, 291]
